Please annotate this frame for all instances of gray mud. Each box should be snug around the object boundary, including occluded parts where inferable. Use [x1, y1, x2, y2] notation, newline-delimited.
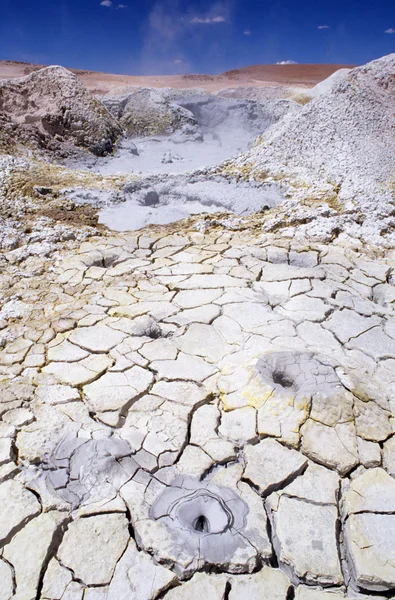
[74, 135, 245, 176]
[98, 178, 284, 231]
[64, 94, 293, 230]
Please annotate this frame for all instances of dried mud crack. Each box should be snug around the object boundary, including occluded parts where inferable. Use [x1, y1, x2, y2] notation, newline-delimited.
[0, 53, 394, 600]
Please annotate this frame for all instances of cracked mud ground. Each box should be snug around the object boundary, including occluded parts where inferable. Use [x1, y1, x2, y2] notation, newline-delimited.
[1, 222, 395, 600]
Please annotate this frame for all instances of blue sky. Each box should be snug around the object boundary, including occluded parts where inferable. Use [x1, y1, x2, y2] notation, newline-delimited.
[0, 0, 394, 75]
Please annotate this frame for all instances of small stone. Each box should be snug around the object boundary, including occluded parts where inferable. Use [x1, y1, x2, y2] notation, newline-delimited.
[323, 309, 381, 344]
[276, 296, 329, 323]
[139, 339, 177, 361]
[47, 338, 89, 362]
[35, 384, 80, 405]
[151, 381, 208, 407]
[151, 354, 215, 382]
[348, 327, 395, 361]
[176, 323, 230, 362]
[281, 462, 339, 505]
[174, 289, 223, 308]
[176, 445, 214, 478]
[53, 318, 77, 333]
[167, 304, 221, 325]
[43, 355, 112, 386]
[110, 301, 177, 321]
[223, 302, 271, 331]
[354, 399, 392, 442]
[2, 408, 34, 428]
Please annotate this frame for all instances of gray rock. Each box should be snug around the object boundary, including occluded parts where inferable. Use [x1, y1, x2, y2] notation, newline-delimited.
[102, 87, 201, 139]
[228, 54, 395, 242]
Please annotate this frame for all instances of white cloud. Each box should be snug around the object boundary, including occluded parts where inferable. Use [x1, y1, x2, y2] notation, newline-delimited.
[117, 4, 128, 8]
[385, 28, 395, 34]
[100, 0, 112, 6]
[318, 25, 330, 29]
[190, 16, 226, 24]
[174, 59, 183, 64]
[244, 29, 252, 36]
[276, 60, 298, 65]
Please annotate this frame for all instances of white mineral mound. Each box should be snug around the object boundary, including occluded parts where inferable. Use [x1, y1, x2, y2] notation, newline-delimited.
[233, 54, 395, 214]
[307, 67, 351, 98]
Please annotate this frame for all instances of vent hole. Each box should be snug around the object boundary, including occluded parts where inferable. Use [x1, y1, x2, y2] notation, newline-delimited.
[143, 190, 160, 207]
[193, 515, 210, 533]
[272, 370, 293, 388]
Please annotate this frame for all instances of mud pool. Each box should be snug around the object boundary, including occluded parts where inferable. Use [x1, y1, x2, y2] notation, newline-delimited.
[64, 94, 291, 230]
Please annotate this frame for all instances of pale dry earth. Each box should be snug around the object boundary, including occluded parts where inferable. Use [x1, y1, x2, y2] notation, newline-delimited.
[0, 219, 395, 600]
[0, 54, 394, 600]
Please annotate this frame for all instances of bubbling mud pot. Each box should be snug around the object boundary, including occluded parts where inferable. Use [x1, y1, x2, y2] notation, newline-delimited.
[98, 178, 285, 231]
[62, 93, 291, 230]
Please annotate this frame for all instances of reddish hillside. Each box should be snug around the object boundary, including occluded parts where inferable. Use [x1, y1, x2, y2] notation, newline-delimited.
[0, 59, 355, 94]
[222, 64, 356, 85]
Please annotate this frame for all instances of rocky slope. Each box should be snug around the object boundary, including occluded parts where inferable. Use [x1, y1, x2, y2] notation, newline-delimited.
[101, 86, 298, 142]
[225, 54, 395, 244]
[0, 66, 121, 156]
[102, 87, 202, 139]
